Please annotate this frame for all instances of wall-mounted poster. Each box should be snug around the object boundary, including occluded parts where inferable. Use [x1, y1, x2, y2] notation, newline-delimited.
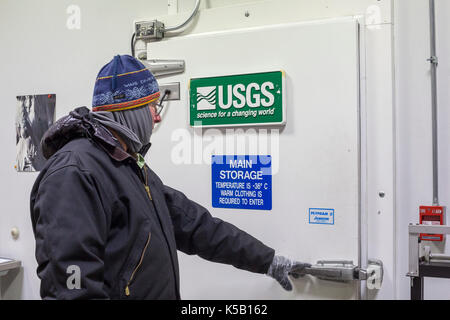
[16, 94, 56, 172]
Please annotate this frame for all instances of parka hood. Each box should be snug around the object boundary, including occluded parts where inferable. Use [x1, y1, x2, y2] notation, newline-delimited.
[41, 107, 152, 161]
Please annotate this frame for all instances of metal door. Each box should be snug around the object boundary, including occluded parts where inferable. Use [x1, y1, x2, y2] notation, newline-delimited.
[148, 17, 361, 299]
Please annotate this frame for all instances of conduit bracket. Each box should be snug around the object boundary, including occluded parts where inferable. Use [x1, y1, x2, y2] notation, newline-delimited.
[427, 55, 438, 65]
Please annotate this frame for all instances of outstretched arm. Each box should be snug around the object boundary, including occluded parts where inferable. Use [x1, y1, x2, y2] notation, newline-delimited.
[163, 185, 275, 274]
[163, 185, 311, 291]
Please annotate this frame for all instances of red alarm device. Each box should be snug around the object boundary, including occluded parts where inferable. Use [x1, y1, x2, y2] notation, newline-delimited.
[420, 206, 445, 241]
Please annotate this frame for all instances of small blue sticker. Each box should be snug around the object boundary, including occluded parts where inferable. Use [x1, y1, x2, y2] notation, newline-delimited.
[309, 208, 335, 225]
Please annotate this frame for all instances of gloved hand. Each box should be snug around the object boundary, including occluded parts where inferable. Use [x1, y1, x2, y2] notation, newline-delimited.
[266, 255, 311, 291]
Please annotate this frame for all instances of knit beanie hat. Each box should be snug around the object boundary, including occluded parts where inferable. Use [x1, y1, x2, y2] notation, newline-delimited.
[92, 55, 160, 111]
[92, 55, 160, 153]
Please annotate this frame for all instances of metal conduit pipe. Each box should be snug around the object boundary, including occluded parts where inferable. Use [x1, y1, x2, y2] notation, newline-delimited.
[428, 0, 440, 206]
[164, 0, 201, 32]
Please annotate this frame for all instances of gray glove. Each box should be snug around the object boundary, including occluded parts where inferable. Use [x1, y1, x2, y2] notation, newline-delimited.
[266, 255, 311, 291]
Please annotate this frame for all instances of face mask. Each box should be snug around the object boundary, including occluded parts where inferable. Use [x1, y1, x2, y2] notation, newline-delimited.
[92, 105, 153, 154]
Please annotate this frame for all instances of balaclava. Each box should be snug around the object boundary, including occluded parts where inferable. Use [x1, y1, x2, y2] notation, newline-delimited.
[91, 55, 160, 154]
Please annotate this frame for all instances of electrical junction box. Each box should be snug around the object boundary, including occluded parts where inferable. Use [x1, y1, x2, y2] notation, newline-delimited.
[135, 20, 165, 40]
[420, 206, 445, 241]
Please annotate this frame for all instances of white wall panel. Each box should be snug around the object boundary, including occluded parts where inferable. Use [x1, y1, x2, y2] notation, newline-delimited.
[394, 0, 450, 300]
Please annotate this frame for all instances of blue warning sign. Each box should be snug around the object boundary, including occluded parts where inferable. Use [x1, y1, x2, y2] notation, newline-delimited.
[212, 155, 272, 211]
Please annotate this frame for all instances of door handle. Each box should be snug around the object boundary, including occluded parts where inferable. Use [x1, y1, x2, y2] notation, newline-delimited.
[298, 259, 383, 289]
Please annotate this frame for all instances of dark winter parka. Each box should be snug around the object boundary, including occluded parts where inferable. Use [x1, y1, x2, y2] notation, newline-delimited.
[30, 107, 275, 300]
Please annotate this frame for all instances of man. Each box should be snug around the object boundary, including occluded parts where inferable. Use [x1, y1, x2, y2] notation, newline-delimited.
[30, 55, 309, 299]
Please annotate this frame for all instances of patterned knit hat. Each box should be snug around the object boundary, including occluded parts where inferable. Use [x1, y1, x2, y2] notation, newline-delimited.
[92, 55, 160, 112]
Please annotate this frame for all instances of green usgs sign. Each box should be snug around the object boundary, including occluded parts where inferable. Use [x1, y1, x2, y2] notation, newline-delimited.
[189, 71, 286, 127]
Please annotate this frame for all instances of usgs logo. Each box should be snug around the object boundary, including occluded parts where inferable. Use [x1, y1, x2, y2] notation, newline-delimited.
[196, 82, 275, 111]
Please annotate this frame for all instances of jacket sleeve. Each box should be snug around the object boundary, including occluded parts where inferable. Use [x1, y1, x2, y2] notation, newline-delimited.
[30, 164, 109, 300]
[163, 185, 275, 274]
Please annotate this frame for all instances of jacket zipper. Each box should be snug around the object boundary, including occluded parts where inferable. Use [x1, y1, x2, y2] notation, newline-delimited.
[143, 166, 152, 200]
[124, 165, 153, 297]
[125, 232, 151, 296]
